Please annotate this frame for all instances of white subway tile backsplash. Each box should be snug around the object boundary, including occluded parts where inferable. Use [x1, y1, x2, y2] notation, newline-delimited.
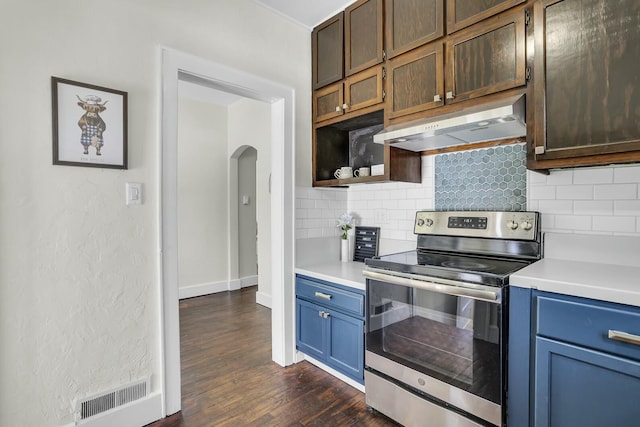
[544, 169, 574, 185]
[528, 171, 549, 185]
[592, 216, 636, 233]
[556, 184, 594, 200]
[573, 201, 613, 216]
[614, 165, 640, 183]
[614, 200, 640, 215]
[298, 155, 640, 240]
[538, 200, 574, 214]
[555, 215, 592, 231]
[594, 184, 637, 200]
[529, 185, 557, 200]
[573, 167, 613, 184]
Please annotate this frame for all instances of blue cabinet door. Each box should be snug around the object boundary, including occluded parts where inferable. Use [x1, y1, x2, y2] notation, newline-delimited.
[535, 336, 640, 427]
[296, 298, 326, 360]
[326, 309, 364, 381]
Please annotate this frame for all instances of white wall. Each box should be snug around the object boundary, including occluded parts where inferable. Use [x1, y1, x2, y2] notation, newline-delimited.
[177, 97, 229, 289]
[228, 98, 273, 305]
[0, 1, 310, 425]
[296, 158, 640, 241]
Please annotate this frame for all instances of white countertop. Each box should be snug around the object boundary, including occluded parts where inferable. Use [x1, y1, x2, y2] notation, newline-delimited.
[511, 258, 640, 307]
[511, 233, 640, 307]
[295, 261, 367, 291]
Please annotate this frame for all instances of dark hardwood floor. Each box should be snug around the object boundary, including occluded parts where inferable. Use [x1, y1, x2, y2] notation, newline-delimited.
[146, 286, 397, 427]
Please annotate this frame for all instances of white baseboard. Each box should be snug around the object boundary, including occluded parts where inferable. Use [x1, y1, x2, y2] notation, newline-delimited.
[255, 291, 272, 308]
[301, 354, 365, 393]
[66, 392, 163, 427]
[179, 276, 260, 299]
[179, 280, 229, 299]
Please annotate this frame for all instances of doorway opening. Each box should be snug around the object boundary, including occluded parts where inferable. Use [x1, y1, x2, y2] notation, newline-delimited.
[160, 47, 296, 416]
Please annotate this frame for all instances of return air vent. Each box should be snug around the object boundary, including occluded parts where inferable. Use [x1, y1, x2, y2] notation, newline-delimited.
[75, 377, 150, 421]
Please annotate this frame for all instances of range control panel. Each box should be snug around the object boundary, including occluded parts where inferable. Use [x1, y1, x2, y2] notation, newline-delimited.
[414, 211, 538, 240]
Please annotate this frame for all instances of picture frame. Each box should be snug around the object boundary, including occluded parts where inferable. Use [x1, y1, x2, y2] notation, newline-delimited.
[52, 77, 128, 169]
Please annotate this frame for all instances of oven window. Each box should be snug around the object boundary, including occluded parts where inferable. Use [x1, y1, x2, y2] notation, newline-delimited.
[366, 279, 503, 404]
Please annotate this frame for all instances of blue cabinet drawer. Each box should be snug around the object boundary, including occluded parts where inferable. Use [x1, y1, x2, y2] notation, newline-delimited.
[536, 292, 640, 361]
[296, 275, 364, 318]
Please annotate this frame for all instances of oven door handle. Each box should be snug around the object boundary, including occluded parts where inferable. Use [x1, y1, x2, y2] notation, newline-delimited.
[363, 268, 501, 303]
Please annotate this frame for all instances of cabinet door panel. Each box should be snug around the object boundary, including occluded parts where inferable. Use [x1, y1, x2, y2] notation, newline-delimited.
[535, 337, 640, 427]
[345, 0, 384, 76]
[445, 7, 526, 104]
[388, 43, 444, 119]
[314, 82, 344, 123]
[312, 13, 344, 90]
[326, 310, 364, 380]
[345, 66, 384, 113]
[532, 0, 640, 163]
[296, 299, 326, 360]
[385, 0, 444, 59]
[446, 0, 525, 33]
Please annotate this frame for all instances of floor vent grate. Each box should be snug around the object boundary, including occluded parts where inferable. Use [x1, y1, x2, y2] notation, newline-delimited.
[76, 377, 149, 421]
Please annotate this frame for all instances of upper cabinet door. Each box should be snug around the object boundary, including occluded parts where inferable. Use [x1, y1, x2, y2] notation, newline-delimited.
[312, 12, 344, 90]
[446, 0, 526, 34]
[387, 43, 445, 119]
[445, 7, 526, 104]
[530, 0, 640, 167]
[385, 0, 444, 59]
[345, 0, 384, 77]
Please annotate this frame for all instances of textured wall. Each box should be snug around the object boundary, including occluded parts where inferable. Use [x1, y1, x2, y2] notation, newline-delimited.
[0, 1, 310, 425]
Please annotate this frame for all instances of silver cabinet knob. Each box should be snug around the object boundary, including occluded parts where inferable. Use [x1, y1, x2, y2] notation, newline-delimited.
[433, 94, 442, 102]
[446, 91, 455, 99]
[342, 103, 349, 109]
[335, 106, 341, 112]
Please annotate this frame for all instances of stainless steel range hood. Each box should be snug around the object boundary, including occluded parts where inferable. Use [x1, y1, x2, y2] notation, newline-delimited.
[374, 95, 526, 151]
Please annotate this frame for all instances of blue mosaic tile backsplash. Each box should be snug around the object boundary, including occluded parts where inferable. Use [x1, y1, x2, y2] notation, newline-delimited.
[435, 143, 527, 211]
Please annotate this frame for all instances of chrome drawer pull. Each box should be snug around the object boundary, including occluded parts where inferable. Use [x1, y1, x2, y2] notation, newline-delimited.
[608, 330, 640, 346]
[314, 291, 332, 300]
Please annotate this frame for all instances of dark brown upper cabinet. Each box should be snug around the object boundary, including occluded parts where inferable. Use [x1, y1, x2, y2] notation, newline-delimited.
[385, 0, 445, 59]
[313, 65, 385, 123]
[386, 42, 445, 119]
[445, 6, 527, 104]
[446, 0, 526, 34]
[345, 0, 384, 77]
[528, 0, 640, 170]
[312, 12, 344, 90]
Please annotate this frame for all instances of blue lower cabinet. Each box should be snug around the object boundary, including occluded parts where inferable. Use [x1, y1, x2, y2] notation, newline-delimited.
[326, 309, 364, 379]
[509, 287, 640, 427]
[535, 336, 640, 427]
[295, 274, 365, 384]
[296, 298, 326, 360]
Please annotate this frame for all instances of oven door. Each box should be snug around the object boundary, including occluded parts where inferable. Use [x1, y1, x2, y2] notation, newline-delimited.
[364, 268, 505, 426]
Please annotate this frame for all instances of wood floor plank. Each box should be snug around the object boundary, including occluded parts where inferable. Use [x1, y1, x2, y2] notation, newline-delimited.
[146, 286, 398, 427]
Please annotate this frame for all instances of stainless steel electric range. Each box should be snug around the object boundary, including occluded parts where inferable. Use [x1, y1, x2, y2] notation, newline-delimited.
[363, 210, 542, 427]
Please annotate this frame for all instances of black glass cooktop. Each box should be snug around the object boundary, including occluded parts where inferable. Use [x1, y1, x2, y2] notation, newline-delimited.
[365, 250, 532, 287]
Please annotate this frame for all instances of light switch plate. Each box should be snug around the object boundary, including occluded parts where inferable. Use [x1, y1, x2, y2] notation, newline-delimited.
[126, 182, 142, 205]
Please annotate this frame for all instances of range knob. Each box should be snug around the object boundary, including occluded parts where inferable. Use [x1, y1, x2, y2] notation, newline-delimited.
[520, 220, 533, 231]
[417, 218, 425, 227]
[507, 220, 518, 230]
[425, 218, 434, 227]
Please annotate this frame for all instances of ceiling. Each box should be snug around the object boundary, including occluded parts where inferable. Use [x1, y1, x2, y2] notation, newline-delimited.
[253, 0, 356, 29]
[180, 1, 357, 105]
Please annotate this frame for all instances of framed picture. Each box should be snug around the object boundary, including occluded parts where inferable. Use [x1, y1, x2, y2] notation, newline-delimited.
[52, 77, 128, 169]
